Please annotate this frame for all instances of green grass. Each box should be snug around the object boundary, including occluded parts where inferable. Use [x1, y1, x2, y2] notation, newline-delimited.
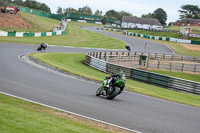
[154, 40, 200, 57]
[0, 22, 126, 49]
[0, 12, 59, 32]
[0, 93, 115, 133]
[164, 26, 200, 34]
[126, 29, 200, 41]
[127, 29, 183, 39]
[149, 70, 200, 82]
[30, 53, 200, 108]
[108, 30, 200, 57]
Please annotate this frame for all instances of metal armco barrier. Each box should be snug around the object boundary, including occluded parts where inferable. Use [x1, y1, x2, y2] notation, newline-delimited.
[85, 53, 200, 95]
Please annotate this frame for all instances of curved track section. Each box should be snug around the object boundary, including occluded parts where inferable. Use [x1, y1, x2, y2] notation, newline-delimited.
[0, 43, 200, 133]
[82, 26, 174, 54]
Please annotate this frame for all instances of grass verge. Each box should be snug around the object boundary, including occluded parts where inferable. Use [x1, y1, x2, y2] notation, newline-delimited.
[126, 28, 200, 41]
[30, 53, 200, 108]
[107, 30, 200, 57]
[0, 22, 126, 49]
[0, 12, 59, 32]
[149, 70, 200, 82]
[0, 93, 124, 133]
[127, 29, 183, 39]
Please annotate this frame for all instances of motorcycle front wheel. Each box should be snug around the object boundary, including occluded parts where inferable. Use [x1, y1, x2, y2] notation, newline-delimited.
[107, 86, 120, 100]
[96, 87, 101, 96]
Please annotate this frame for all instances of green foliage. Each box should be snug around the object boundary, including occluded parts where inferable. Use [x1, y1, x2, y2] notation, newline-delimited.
[63, 6, 92, 15]
[101, 16, 108, 25]
[63, 7, 78, 14]
[119, 11, 133, 22]
[141, 8, 167, 26]
[94, 10, 103, 16]
[152, 8, 167, 26]
[78, 6, 92, 15]
[0, 0, 51, 13]
[142, 13, 153, 18]
[56, 6, 63, 14]
[105, 10, 120, 21]
[178, 4, 200, 19]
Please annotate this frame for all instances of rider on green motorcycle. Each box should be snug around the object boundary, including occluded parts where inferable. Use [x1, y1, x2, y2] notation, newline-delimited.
[101, 69, 126, 95]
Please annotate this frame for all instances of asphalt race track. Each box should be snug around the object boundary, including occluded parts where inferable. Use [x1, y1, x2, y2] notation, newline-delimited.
[82, 26, 174, 54]
[0, 41, 200, 133]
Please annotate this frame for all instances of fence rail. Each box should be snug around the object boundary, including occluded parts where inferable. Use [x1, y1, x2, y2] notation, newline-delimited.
[85, 52, 200, 95]
[94, 51, 200, 74]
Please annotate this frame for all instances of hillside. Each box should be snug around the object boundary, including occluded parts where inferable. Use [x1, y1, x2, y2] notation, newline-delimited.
[0, 12, 59, 32]
[0, 13, 32, 30]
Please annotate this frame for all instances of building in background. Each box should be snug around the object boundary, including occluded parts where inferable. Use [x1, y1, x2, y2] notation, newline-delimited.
[174, 18, 200, 27]
[121, 16, 163, 30]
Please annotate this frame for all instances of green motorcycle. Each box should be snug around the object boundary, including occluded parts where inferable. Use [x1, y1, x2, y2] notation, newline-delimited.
[96, 73, 126, 100]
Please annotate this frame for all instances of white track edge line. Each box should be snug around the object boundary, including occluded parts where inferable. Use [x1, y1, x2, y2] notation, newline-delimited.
[0, 91, 141, 133]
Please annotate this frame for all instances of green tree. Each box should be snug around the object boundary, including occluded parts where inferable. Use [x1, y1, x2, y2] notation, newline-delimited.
[101, 16, 108, 25]
[13, 0, 24, 6]
[152, 8, 167, 26]
[40, 3, 51, 13]
[94, 10, 102, 16]
[194, 13, 200, 19]
[56, 6, 63, 14]
[178, 4, 200, 19]
[119, 11, 133, 21]
[105, 10, 120, 21]
[63, 7, 78, 14]
[142, 13, 153, 18]
[78, 6, 92, 15]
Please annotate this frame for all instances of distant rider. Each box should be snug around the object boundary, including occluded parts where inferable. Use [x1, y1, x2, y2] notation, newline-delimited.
[40, 43, 48, 50]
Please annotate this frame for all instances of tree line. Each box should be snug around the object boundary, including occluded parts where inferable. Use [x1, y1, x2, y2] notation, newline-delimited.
[178, 4, 200, 19]
[57, 6, 167, 25]
[0, 0, 51, 13]
[57, 4, 200, 26]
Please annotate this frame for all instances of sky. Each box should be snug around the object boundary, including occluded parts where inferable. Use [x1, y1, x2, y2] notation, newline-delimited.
[36, 0, 200, 24]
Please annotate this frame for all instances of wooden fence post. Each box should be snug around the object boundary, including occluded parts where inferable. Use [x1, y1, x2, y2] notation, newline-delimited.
[148, 53, 150, 60]
[96, 52, 98, 58]
[163, 54, 165, 60]
[194, 65, 197, 74]
[170, 63, 172, 71]
[155, 53, 158, 59]
[147, 61, 149, 69]
[99, 52, 101, 59]
[194, 57, 196, 62]
[157, 61, 160, 69]
[182, 64, 185, 72]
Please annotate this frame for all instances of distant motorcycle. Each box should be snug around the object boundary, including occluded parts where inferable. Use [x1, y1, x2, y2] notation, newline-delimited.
[37, 43, 48, 51]
[96, 74, 126, 100]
